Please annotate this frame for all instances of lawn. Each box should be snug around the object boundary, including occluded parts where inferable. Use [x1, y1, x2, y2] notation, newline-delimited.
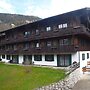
[0, 62, 66, 90]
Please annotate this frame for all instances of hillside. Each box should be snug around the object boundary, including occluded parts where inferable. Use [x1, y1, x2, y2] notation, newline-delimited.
[0, 13, 41, 32]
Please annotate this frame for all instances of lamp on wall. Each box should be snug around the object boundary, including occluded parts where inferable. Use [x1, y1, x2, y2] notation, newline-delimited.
[74, 45, 79, 50]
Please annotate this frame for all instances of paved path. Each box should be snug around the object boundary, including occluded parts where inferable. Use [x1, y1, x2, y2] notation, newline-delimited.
[72, 74, 90, 90]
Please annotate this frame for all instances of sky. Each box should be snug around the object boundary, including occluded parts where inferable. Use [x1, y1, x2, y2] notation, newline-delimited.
[0, 0, 90, 18]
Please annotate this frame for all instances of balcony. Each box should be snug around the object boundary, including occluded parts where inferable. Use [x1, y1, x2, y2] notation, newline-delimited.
[0, 45, 77, 55]
[0, 26, 89, 45]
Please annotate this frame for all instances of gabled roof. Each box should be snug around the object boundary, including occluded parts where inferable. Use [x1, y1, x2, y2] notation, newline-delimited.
[0, 7, 90, 33]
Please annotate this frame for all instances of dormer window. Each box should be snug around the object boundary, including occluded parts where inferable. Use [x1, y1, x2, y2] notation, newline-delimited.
[58, 24, 63, 29]
[63, 23, 67, 28]
[46, 27, 51, 31]
[58, 23, 67, 29]
[24, 31, 30, 37]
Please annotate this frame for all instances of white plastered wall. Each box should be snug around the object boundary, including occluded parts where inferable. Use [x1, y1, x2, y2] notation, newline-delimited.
[33, 54, 57, 66]
[79, 51, 90, 73]
[1, 55, 7, 62]
[72, 52, 80, 64]
[19, 55, 23, 64]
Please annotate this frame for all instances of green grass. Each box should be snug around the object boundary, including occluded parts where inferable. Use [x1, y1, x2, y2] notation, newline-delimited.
[0, 62, 66, 90]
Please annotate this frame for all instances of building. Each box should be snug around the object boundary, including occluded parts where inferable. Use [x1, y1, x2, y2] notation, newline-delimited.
[0, 8, 90, 68]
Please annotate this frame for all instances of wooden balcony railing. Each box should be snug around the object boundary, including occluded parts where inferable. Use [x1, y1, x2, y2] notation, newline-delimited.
[0, 45, 77, 55]
[0, 27, 87, 45]
[0, 26, 89, 46]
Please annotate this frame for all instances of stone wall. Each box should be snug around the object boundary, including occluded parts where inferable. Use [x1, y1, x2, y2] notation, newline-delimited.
[35, 68, 82, 90]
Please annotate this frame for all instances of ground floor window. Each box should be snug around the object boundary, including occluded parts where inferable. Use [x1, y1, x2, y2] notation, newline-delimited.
[45, 55, 54, 61]
[2, 55, 5, 59]
[6, 55, 10, 60]
[57, 54, 71, 66]
[34, 55, 42, 61]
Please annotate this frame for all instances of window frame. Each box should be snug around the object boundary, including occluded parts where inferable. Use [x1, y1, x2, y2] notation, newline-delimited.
[45, 55, 54, 61]
[34, 55, 42, 61]
[46, 27, 51, 31]
[13, 44, 17, 50]
[82, 54, 85, 60]
[24, 31, 30, 37]
[35, 29, 39, 35]
[59, 38, 71, 45]
[58, 24, 63, 29]
[23, 43, 29, 50]
[63, 23, 67, 28]
[46, 41, 52, 47]
[2, 55, 5, 59]
[7, 55, 10, 60]
[87, 53, 89, 59]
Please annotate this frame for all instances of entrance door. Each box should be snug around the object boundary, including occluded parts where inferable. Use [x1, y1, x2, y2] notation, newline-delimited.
[57, 54, 71, 67]
[23, 55, 32, 65]
[12, 55, 19, 64]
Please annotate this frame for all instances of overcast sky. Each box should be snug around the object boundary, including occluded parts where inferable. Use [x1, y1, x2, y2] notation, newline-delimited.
[0, 0, 90, 18]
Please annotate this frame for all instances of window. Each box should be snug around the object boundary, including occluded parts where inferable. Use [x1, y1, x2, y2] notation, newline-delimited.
[45, 55, 54, 61]
[2, 55, 5, 59]
[46, 41, 52, 47]
[87, 53, 89, 59]
[58, 24, 63, 29]
[24, 31, 30, 37]
[63, 23, 67, 28]
[6, 45, 10, 51]
[10, 45, 13, 50]
[82, 54, 85, 60]
[35, 42, 39, 48]
[80, 39, 86, 46]
[35, 29, 39, 35]
[53, 41, 58, 47]
[46, 27, 51, 31]
[34, 55, 42, 61]
[57, 55, 71, 66]
[59, 39, 63, 45]
[13, 45, 17, 50]
[23, 43, 29, 50]
[7, 55, 10, 60]
[59, 39, 71, 45]
[2, 46, 5, 50]
[35, 41, 40, 48]
[58, 23, 67, 29]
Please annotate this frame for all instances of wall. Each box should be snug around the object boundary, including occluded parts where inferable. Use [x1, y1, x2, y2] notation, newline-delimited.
[1, 51, 90, 71]
[72, 52, 80, 63]
[1, 55, 8, 62]
[19, 55, 23, 64]
[33, 55, 57, 66]
[79, 51, 90, 73]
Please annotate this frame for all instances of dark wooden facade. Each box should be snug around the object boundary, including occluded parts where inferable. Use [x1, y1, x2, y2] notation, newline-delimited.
[0, 8, 90, 55]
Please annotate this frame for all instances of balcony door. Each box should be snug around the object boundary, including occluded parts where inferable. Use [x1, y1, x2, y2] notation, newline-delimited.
[57, 54, 71, 67]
